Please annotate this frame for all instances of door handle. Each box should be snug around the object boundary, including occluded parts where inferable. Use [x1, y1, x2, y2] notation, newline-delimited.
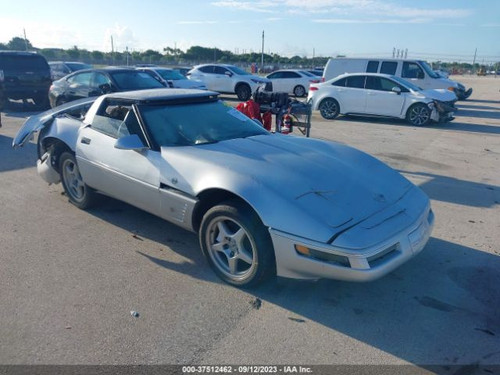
[81, 137, 91, 145]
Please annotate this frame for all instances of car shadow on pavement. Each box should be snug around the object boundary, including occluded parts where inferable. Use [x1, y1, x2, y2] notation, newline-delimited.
[466, 99, 499, 105]
[334, 115, 500, 135]
[85, 196, 499, 371]
[458, 104, 500, 112]
[454, 108, 500, 121]
[0, 134, 38, 172]
[396, 170, 499, 208]
[87, 197, 217, 285]
[253, 237, 499, 371]
[427, 121, 500, 135]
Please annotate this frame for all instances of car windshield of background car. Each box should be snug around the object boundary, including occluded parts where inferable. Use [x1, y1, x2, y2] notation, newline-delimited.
[139, 100, 268, 147]
[66, 62, 92, 71]
[0, 55, 48, 70]
[227, 66, 251, 76]
[419, 61, 440, 79]
[391, 75, 423, 91]
[299, 70, 315, 77]
[157, 69, 186, 81]
[111, 71, 165, 90]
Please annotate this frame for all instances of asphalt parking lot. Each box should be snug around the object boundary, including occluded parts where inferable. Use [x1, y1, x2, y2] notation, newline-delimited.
[0, 76, 499, 373]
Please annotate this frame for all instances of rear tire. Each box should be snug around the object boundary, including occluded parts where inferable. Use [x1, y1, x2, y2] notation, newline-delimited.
[318, 98, 340, 120]
[59, 152, 98, 209]
[293, 85, 306, 97]
[199, 200, 275, 287]
[235, 84, 251, 101]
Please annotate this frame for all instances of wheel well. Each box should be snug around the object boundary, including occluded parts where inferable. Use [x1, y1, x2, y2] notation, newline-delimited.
[235, 82, 250, 91]
[320, 97, 340, 111]
[40, 137, 72, 173]
[192, 189, 251, 232]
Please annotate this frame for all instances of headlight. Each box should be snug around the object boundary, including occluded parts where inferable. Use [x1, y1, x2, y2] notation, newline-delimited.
[447, 87, 455, 92]
[251, 79, 264, 84]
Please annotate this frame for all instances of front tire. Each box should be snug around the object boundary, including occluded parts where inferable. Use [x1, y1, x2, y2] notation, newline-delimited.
[59, 152, 98, 209]
[318, 98, 340, 120]
[406, 103, 431, 126]
[235, 84, 251, 101]
[293, 85, 306, 97]
[199, 200, 275, 287]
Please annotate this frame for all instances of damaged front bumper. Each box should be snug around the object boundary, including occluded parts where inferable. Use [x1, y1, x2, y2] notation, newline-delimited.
[270, 189, 435, 282]
[37, 151, 60, 185]
[430, 100, 456, 123]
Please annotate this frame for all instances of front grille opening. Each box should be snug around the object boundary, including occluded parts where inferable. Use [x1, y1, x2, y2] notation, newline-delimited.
[367, 244, 400, 268]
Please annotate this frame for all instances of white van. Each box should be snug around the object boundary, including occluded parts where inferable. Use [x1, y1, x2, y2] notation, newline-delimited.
[323, 58, 472, 100]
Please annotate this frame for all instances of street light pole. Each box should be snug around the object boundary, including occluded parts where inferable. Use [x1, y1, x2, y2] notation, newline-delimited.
[261, 30, 264, 71]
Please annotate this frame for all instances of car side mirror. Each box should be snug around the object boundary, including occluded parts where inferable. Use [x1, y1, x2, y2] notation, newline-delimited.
[392, 86, 402, 95]
[99, 83, 112, 94]
[417, 72, 425, 79]
[225, 71, 233, 77]
[114, 134, 148, 152]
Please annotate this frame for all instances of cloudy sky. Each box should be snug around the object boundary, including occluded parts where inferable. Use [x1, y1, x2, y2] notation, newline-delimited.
[1, 0, 499, 62]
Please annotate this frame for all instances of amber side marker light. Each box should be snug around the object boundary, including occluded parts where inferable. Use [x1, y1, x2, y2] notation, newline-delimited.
[295, 245, 311, 256]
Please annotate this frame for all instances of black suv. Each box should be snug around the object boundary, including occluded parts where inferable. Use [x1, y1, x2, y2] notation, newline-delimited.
[0, 51, 52, 107]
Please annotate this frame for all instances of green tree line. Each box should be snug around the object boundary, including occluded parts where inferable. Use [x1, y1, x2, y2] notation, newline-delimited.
[1, 37, 498, 72]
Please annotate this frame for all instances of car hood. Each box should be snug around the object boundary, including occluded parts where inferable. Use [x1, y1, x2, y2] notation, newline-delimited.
[160, 135, 414, 243]
[419, 88, 457, 102]
[12, 97, 96, 148]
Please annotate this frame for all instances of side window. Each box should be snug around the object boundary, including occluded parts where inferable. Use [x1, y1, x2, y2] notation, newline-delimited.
[332, 77, 347, 87]
[346, 76, 365, 89]
[92, 103, 132, 139]
[92, 72, 111, 89]
[67, 72, 92, 86]
[267, 72, 279, 79]
[402, 62, 424, 79]
[214, 66, 229, 75]
[379, 78, 399, 91]
[283, 72, 300, 78]
[365, 76, 382, 90]
[366, 61, 379, 73]
[199, 66, 214, 74]
[380, 62, 398, 75]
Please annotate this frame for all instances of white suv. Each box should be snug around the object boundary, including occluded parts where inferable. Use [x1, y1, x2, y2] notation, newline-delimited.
[187, 64, 271, 101]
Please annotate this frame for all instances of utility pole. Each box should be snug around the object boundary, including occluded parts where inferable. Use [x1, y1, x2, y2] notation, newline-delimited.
[312, 47, 315, 69]
[110, 36, 114, 65]
[23, 28, 28, 51]
[261, 30, 265, 71]
[472, 47, 477, 68]
[126, 46, 129, 66]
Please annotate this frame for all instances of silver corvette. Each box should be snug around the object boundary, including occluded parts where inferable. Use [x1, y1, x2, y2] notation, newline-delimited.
[13, 89, 434, 287]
